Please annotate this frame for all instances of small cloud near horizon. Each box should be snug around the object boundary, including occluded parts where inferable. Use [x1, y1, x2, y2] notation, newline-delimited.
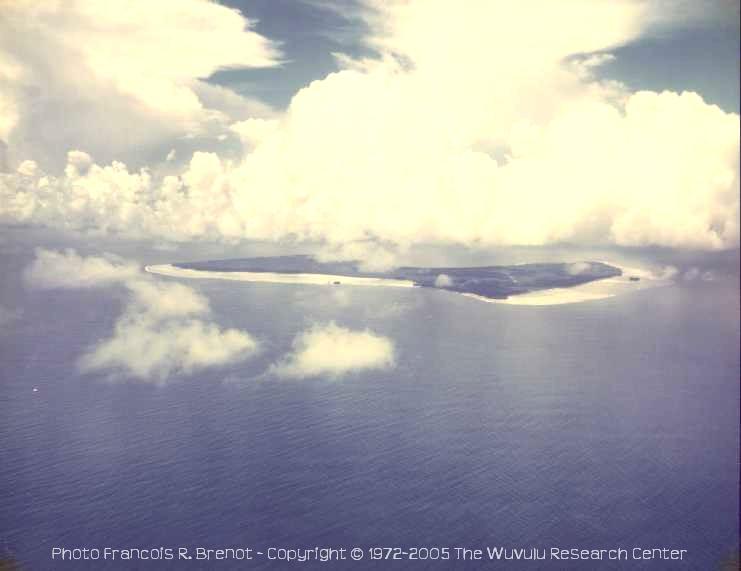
[24, 248, 258, 382]
[270, 321, 395, 379]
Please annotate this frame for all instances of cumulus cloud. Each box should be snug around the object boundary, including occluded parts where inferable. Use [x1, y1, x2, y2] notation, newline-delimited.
[1, 151, 243, 242]
[434, 274, 453, 288]
[79, 296, 257, 381]
[84, 277, 258, 381]
[0, 1, 738, 258]
[24, 248, 258, 381]
[566, 262, 594, 276]
[0, 0, 280, 168]
[24, 248, 140, 289]
[126, 280, 210, 319]
[271, 322, 395, 379]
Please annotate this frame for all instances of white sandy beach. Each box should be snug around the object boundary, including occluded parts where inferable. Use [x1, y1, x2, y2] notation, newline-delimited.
[145, 262, 672, 306]
[144, 264, 416, 288]
[463, 263, 672, 306]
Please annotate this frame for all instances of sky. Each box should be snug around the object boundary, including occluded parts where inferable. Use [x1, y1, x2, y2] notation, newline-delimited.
[0, 0, 739, 267]
[215, 0, 740, 112]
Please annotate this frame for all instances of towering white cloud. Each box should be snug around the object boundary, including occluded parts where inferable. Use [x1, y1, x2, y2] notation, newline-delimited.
[1, 1, 738, 257]
[271, 322, 395, 379]
[221, 0, 738, 252]
[0, 0, 280, 168]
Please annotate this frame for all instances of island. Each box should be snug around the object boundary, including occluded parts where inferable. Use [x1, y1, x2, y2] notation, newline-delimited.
[163, 256, 623, 301]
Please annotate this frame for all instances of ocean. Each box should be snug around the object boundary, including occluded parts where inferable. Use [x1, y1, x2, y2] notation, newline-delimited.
[1, 236, 738, 570]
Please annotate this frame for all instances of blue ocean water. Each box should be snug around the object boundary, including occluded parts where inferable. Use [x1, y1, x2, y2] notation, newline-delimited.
[0, 241, 738, 570]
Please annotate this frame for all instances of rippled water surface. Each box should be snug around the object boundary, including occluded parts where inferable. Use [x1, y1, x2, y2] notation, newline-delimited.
[1, 244, 738, 570]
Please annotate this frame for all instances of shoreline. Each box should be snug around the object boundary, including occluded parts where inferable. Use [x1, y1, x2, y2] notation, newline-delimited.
[144, 262, 670, 306]
[466, 263, 671, 306]
[144, 264, 416, 288]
